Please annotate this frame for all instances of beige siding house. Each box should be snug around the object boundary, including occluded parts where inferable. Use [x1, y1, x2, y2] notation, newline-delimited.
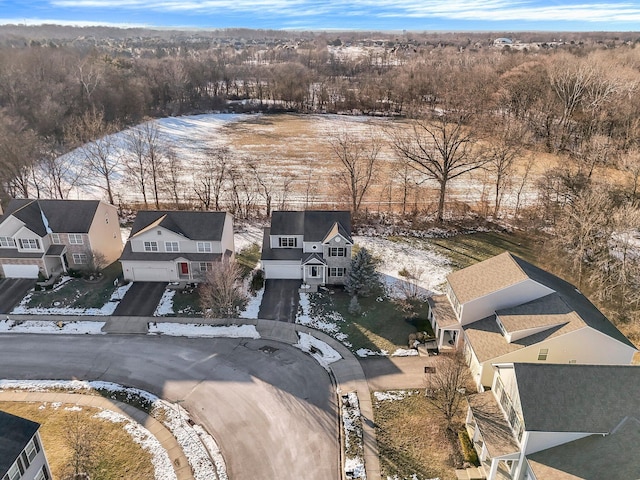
[120, 210, 234, 282]
[427, 252, 636, 389]
[465, 363, 640, 480]
[0, 199, 122, 279]
[260, 211, 352, 290]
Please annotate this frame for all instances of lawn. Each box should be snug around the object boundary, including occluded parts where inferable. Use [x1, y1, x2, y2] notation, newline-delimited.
[236, 242, 261, 277]
[22, 262, 123, 310]
[0, 401, 154, 480]
[305, 288, 432, 353]
[373, 391, 462, 480]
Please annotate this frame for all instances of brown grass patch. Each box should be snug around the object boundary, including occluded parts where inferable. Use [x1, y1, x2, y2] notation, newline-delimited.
[0, 401, 155, 480]
[373, 391, 464, 480]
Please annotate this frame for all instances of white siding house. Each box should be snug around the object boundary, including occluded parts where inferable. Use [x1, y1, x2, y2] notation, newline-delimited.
[0, 411, 51, 480]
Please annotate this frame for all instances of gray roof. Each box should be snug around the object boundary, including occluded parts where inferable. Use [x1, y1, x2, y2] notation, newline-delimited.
[514, 363, 640, 434]
[1, 199, 101, 236]
[260, 228, 303, 261]
[269, 210, 352, 243]
[467, 392, 520, 458]
[0, 249, 43, 259]
[119, 243, 221, 262]
[496, 293, 582, 334]
[129, 210, 228, 241]
[527, 417, 640, 480]
[0, 410, 40, 476]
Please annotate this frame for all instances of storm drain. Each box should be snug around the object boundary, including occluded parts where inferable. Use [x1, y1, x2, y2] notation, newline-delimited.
[259, 345, 279, 354]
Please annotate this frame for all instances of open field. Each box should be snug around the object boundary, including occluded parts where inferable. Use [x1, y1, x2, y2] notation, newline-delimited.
[0, 401, 154, 480]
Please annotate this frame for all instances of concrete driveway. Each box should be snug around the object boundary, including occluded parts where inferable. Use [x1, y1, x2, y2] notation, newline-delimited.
[113, 281, 168, 316]
[0, 335, 338, 480]
[0, 278, 35, 314]
[258, 279, 301, 322]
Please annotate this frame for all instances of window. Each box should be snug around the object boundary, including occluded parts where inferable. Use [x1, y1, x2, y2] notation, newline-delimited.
[68, 234, 84, 245]
[329, 267, 346, 277]
[144, 241, 158, 252]
[18, 238, 40, 250]
[278, 237, 297, 248]
[569, 359, 577, 364]
[329, 247, 346, 257]
[72, 253, 88, 265]
[165, 241, 179, 252]
[197, 242, 212, 253]
[199, 262, 213, 272]
[50, 233, 61, 244]
[538, 348, 549, 361]
[0, 236, 15, 247]
[7, 462, 21, 480]
[25, 439, 37, 462]
[35, 466, 50, 480]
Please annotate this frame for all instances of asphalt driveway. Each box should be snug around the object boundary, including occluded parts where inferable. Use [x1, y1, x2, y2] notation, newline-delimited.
[0, 278, 35, 314]
[112, 281, 168, 316]
[258, 279, 301, 322]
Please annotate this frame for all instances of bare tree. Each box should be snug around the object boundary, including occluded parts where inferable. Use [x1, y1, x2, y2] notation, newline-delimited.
[200, 258, 248, 318]
[163, 147, 184, 208]
[331, 128, 381, 216]
[62, 412, 103, 480]
[391, 115, 488, 222]
[620, 148, 640, 199]
[424, 352, 471, 431]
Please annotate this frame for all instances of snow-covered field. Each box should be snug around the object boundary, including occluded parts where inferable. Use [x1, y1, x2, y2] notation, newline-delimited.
[0, 380, 227, 480]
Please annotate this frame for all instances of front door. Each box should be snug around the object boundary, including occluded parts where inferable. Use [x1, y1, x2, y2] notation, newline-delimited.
[179, 262, 190, 279]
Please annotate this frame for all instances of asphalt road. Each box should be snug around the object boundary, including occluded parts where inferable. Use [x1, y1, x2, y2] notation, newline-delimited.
[258, 279, 302, 322]
[112, 281, 168, 316]
[0, 278, 35, 314]
[0, 335, 338, 480]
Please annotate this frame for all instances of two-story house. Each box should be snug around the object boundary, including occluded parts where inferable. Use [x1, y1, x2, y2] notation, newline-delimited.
[260, 210, 352, 289]
[0, 199, 123, 279]
[119, 210, 234, 282]
[0, 410, 52, 480]
[427, 252, 636, 389]
[465, 363, 640, 480]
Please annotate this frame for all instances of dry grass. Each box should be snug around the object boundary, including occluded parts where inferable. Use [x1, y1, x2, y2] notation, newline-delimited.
[0, 401, 155, 480]
[373, 391, 465, 480]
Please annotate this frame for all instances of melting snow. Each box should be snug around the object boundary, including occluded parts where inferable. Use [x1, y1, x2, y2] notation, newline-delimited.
[373, 390, 419, 402]
[294, 332, 342, 369]
[240, 287, 264, 319]
[0, 320, 105, 334]
[148, 323, 260, 339]
[154, 289, 176, 316]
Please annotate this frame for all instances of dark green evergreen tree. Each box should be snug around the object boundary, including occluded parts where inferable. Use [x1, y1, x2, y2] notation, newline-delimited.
[345, 247, 379, 298]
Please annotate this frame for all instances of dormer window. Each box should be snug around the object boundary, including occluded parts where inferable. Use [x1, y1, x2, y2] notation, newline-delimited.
[197, 242, 212, 253]
[144, 241, 158, 252]
[279, 237, 297, 248]
[19, 238, 40, 250]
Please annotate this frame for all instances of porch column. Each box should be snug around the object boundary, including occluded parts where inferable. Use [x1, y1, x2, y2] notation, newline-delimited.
[488, 459, 499, 480]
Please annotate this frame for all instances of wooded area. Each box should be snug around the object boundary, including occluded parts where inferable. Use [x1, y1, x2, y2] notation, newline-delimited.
[1, 27, 640, 337]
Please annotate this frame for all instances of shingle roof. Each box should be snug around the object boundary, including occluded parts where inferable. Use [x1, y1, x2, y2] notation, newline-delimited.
[496, 293, 584, 334]
[129, 211, 228, 241]
[260, 228, 303, 261]
[426, 295, 459, 327]
[119, 242, 221, 262]
[269, 210, 352, 243]
[515, 363, 640, 434]
[1, 199, 101, 236]
[447, 252, 529, 304]
[527, 417, 640, 480]
[463, 314, 581, 363]
[467, 392, 520, 458]
[0, 410, 40, 476]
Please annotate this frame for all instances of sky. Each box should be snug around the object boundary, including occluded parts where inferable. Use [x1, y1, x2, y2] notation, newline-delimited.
[0, 0, 639, 32]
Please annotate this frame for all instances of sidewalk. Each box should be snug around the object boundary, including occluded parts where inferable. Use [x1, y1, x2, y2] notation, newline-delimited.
[0, 390, 194, 480]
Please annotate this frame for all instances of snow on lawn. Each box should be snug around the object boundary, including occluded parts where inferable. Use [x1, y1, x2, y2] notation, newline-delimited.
[0, 380, 227, 480]
[149, 323, 260, 339]
[95, 409, 177, 480]
[235, 223, 265, 253]
[240, 287, 264, 319]
[373, 390, 419, 402]
[356, 347, 418, 358]
[294, 332, 342, 370]
[296, 292, 351, 346]
[0, 320, 105, 334]
[154, 289, 176, 316]
[342, 392, 366, 479]
[11, 282, 133, 316]
[353, 235, 451, 298]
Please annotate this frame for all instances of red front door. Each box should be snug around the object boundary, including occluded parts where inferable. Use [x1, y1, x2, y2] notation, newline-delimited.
[180, 263, 189, 275]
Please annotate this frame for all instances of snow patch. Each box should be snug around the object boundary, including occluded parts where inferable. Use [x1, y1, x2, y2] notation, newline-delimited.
[294, 332, 342, 369]
[342, 392, 365, 479]
[373, 390, 418, 402]
[356, 348, 389, 358]
[148, 323, 260, 339]
[391, 348, 419, 357]
[154, 289, 176, 316]
[240, 286, 264, 319]
[0, 320, 105, 334]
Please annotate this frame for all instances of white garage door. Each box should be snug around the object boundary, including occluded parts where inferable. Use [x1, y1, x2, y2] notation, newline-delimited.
[263, 263, 302, 280]
[131, 267, 171, 282]
[2, 264, 39, 279]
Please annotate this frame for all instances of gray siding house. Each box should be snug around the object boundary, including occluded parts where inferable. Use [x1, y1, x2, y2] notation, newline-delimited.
[119, 210, 234, 282]
[260, 211, 352, 289]
[0, 410, 51, 480]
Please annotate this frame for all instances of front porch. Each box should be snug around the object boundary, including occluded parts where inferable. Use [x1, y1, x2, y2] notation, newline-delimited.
[427, 294, 463, 352]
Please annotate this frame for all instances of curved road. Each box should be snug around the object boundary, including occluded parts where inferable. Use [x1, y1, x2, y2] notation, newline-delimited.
[0, 334, 339, 480]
